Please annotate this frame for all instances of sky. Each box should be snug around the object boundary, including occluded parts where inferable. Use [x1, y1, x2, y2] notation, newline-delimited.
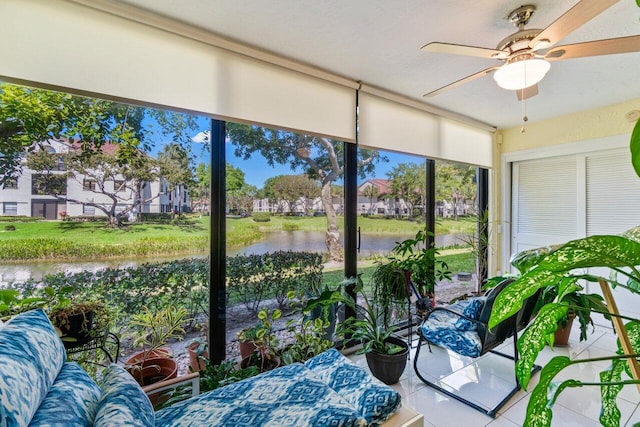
[187, 125, 423, 189]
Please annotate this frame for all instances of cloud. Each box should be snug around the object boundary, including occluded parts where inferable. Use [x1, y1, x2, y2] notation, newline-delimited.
[191, 131, 210, 144]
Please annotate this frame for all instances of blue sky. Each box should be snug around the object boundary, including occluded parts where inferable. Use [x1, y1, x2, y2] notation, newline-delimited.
[154, 116, 422, 189]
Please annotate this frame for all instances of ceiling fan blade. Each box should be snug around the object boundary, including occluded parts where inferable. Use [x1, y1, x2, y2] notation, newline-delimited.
[421, 42, 505, 59]
[516, 85, 538, 101]
[529, 0, 620, 50]
[545, 35, 640, 61]
[423, 66, 500, 97]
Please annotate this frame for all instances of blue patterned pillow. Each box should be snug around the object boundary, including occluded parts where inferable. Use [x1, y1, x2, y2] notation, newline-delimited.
[0, 309, 66, 426]
[155, 363, 364, 427]
[30, 362, 101, 426]
[305, 349, 401, 425]
[94, 364, 155, 427]
[454, 298, 484, 331]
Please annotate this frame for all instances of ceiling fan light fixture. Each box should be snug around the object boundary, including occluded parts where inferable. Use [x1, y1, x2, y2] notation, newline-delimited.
[493, 57, 550, 90]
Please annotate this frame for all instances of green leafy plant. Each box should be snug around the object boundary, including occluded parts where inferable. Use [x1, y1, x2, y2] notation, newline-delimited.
[280, 314, 333, 365]
[336, 276, 405, 355]
[50, 299, 113, 343]
[488, 118, 640, 427]
[129, 305, 189, 358]
[239, 308, 282, 372]
[0, 286, 60, 321]
[390, 227, 451, 297]
[196, 359, 259, 393]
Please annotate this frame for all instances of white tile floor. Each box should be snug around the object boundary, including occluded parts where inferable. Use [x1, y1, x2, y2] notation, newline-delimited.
[348, 323, 640, 427]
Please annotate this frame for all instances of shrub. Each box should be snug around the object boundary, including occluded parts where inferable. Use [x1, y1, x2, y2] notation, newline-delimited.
[4, 225, 16, 231]
[252, 212, 270, 222]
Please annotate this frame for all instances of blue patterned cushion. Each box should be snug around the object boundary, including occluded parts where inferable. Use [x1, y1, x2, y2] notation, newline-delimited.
[30, 362, 101, 426]
[305, 349, 401, 425]
[420, 309, 482, 357]
[454, 298, 484, 331]
[0, 309, 66, 426]
[155, 363, 365, 427]
[94, 364, 155, 427]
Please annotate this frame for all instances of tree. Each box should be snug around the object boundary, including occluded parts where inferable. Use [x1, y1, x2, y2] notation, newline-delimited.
[191, 163, 210, 214]
[226, 164, 256, 214]
[387, 162, 425, 219]
[362, 183, 379, 215]
[0, 82, 199, 190]
[26, 144, 159, 227]
[157, 143, 195, 216]
[226, 124, 383, 261]
[270, 174, 320, 214]
[436, 162, 476, 219]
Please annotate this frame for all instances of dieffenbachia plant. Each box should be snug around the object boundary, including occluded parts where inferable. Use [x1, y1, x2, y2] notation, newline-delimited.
[488, 117, 640, 427]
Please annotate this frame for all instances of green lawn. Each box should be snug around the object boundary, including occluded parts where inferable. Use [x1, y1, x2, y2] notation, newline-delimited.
[0, 215, 475, 261]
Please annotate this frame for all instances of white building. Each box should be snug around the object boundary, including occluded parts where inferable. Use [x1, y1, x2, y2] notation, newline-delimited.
[0, 140, 189, 219]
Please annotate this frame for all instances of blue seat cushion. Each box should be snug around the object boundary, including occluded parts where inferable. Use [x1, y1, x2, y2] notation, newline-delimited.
[0, 309, 66, 426]
[155, 363, 365, 427]
[454, 298, 485, 331]
[305, 349, 401, 425]
[30, 362, 101, 427]
[420, 306, 482, 358]
[94, 364, 155, 427]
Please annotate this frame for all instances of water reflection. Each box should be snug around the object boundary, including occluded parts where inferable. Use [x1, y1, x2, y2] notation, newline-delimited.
[1, 232, 468, 285]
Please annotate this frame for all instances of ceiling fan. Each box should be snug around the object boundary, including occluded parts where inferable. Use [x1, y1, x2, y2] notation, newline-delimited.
[422, 0, 640, 100]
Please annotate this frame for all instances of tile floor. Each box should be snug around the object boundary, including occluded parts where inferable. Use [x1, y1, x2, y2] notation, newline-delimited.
[348, 323, 640, 427]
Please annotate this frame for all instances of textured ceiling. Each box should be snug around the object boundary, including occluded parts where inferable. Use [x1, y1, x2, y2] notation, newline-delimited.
[117, 0, 640, 129]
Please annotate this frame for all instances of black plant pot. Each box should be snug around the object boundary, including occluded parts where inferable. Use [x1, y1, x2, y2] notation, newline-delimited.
[365, 336, 409, 385]
[57, 311, 95, 347]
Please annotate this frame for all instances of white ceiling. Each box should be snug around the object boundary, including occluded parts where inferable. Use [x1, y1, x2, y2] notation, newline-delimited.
[118, 0, 640, 129]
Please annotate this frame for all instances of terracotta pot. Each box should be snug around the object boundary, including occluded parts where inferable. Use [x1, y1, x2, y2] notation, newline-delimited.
[553, 315, 575, 347]
[125, 348, 171, 365]
[187, 341, 208, 373]
[240, 353, 281, 372]
[126, 355, 178, 386]
[239, 340, 257, 359]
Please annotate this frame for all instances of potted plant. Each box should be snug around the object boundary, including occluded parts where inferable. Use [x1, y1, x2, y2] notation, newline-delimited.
[487, 115, 640, 427]
[280, 313, 333, 365]
[126, 305, 189, 386]
[337, 275, 409, 385]
[49, 300, 112, 348]
[239, 308, 282, 372]
[390, 227, 451, 306]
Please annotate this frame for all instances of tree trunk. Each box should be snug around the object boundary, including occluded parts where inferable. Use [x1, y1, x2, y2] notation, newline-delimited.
[321, 182, 342, 262]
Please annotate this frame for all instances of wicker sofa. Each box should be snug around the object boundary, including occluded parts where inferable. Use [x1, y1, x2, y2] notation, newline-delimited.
[0, 309, 422, 426]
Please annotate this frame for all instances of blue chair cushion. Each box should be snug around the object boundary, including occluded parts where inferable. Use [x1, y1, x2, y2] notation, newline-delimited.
[0, 309, 66, 426]
[155, 363, 365, 427]
[30, 362, 101, 427]
[420, 307, 482, 358]
[454, 298, 485, 331]
[94, 364, 155, 427]
[305, 349, 401, 425]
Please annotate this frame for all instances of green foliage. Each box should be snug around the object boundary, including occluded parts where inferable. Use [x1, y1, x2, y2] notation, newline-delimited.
[280, 316, 334, 365]
[0, 236, 208, 261]
[631, 115, 640, 178]
[129, 305, 189, 356]
[238, 309, 281, 372]
[196, 359, 259, 393]
[252, 212, 271, 222]
[389, 226, 451, 296]
[226, 251, 323, 311]
[0, 216, 40, 222]
[0, 286, 60, 321]
[336, 276, 405, 355]
[489, 230, 640, 427]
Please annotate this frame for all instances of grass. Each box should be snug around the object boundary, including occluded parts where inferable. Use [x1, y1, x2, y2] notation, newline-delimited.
[0, 215, 476, 261]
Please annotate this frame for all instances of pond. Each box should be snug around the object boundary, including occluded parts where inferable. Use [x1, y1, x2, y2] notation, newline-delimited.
[0, 231, 469, 285]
